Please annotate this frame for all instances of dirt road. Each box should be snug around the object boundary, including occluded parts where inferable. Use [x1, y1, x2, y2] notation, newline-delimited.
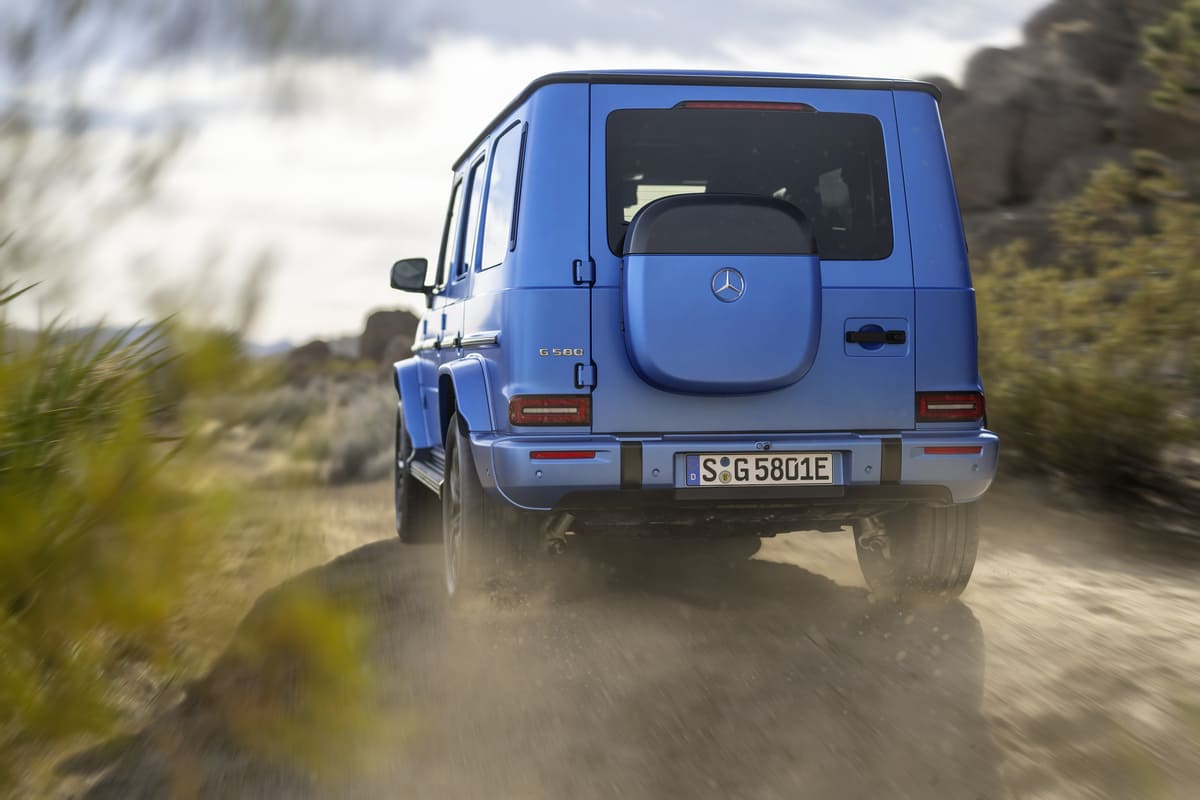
[75, 479, 1200, 799]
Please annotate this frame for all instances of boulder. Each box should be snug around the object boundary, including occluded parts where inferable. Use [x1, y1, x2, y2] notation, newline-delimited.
[1012, 78, 1110, 200]
[944, 101, 1024, 210]
[1113, 63, 1200, 159]
[963, 207, 1060, 266]
[360, 309, 419, 365]
[1023, 0, 1136, 83]
[380, 334, 414, 369]
[962, 47, 1036, 101]
[283, 339, 333, 383]
[1036, 145, 1131, 203]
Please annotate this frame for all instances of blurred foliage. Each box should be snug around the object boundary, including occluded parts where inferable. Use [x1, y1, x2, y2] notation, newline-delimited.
[978, 0, 1200, 499]
[212, 372, 394, 486]
[0, 283, 381, 793]
[977, 163, 1200, 495]
[207, 585, 384, 780]
[0, 106, 183, 294]
[1145, 0, 1200, 122]
[0, 282, 238, 787]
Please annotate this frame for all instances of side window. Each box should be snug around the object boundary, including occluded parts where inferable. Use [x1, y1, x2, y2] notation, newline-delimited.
[457, 158, 486, 280]
[436, 179, 463, 290]
[480, 123, 527, 269]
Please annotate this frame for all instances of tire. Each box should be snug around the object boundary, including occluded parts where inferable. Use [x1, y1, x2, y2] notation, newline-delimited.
[395, 405, 440, 543]
[853, 503, 979, 602]
[442, 413, 537, 598]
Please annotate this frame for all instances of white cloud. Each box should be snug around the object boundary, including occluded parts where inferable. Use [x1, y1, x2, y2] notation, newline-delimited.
[7, 3, 1046, 341]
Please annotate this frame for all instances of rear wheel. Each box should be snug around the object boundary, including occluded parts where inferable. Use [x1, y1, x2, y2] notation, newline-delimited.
[853, 503, 979, 602]
[442, 413, 539, 599]
[395, 405, 440, 543]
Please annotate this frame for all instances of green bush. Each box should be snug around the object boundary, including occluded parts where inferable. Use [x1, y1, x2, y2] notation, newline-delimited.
[976, 163, 1200, 495]
[0, 284, 239, 785]
[1144, 0, 1200, 122]
[0, 284, 382, 793]
[324, 383, 395, 485]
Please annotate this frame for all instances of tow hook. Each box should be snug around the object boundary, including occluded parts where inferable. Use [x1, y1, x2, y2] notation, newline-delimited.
[856, 517, 890, 559]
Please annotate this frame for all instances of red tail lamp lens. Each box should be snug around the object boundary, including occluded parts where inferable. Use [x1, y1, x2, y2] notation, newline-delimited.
[509, 395, 591, 426]
[676, 100, 815, 111]
[922, 446, 983, 455]
[916, 392, 986, 422]
[530, 451, 597, 460]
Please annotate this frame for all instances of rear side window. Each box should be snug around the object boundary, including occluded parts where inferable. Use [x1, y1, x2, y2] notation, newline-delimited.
[480, 123, 527, 270]
[435, 179, 463, 289]
[606, 108, 893, 260]
[458, 158, 486, 279]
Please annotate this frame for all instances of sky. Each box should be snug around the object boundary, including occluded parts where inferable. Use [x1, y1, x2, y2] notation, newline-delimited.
[2, 0, 1050, 343]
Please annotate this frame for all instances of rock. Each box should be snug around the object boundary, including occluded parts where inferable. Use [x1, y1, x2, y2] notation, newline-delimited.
[1113, 63, 1200, 159]
[944, 101, 1023, 211]
[1023, 0, 1137, 83]
[962, 47, 1035, 101]
[963, 207, 1060, 266]
[1012, 78, 1110, 200]
[283, 339, 333, 383]
[1036, 145, 1131, 203]
[380, 334, 413, 368]
[360, 309, 419, 365]
[1120, 0, 1190, 31]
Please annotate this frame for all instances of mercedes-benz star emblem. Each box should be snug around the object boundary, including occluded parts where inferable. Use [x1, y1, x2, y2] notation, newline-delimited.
[711, 268, 746, 303]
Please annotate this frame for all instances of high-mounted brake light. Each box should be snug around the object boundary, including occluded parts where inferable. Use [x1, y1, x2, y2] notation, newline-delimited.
[509, 395, 591, 426]
[530, 450, 597, 460]
[675, 101, 816, 111]
[916, 392, 986, 423]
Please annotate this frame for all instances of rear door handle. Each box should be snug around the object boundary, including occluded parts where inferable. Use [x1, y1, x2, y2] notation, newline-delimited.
[845, 330, 906, 345]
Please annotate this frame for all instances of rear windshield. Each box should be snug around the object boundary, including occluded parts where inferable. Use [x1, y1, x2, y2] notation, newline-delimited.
[606, 108, 893, 260]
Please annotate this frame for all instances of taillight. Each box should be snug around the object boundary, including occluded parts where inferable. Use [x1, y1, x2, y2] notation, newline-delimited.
[509, 395, 591, 426]
[530, 450, 597, 460]
[916, 392, 985, 423]
[675, 100, 815, 111]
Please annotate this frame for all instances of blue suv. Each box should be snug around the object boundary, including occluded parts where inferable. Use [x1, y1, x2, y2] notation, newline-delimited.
[389, 71, 998, 601]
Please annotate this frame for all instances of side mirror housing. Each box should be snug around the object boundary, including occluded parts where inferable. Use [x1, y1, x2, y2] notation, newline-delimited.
[390, 258, 430, 293]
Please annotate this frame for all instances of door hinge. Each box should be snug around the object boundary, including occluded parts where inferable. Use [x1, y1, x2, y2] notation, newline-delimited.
[574, 362, 597, 390]
[572, 257, 596, 286]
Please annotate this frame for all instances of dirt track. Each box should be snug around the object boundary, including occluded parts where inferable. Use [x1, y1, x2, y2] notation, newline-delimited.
[73, 479, 1200, 799]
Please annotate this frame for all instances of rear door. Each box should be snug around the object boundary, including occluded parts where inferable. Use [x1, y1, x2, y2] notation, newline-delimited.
[587, 82, 915, 434]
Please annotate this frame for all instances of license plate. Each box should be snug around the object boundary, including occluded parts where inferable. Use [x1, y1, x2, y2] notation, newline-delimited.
[684, 452, 835, 487]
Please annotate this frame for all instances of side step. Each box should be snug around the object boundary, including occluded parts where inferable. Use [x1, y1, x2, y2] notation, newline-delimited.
[410, 446, 445, 495]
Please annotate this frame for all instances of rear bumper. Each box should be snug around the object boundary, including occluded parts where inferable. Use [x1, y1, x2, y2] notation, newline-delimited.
[469, 430, 999, 511]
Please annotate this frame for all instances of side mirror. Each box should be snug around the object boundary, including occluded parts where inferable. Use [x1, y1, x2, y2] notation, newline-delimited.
[390, 258, 429, 293]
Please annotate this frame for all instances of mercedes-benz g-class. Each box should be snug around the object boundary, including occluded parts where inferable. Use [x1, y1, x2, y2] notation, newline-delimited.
[388, 71, 999, 601]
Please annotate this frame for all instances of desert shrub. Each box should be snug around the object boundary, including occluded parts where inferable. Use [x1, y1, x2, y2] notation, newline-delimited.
[0, 284, 239, 786]
[0, 284, 380, 792]
[976, 1, 1200, 498]
[324, 384, 395, 485]
[976, 163, 1200, 495]
[237, 381, 329, 428]
[1144, 0, 1200, 122]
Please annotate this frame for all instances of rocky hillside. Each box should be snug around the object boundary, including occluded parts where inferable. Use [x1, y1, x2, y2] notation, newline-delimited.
[283, 308, 420, 382]
[933, 0, 1200, 260]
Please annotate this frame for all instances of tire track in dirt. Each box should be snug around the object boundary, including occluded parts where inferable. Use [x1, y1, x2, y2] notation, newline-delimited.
[75, 480, 1200, 799]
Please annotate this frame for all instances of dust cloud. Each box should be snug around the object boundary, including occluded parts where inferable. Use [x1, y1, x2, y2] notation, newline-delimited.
[74, 480, 1200, 799]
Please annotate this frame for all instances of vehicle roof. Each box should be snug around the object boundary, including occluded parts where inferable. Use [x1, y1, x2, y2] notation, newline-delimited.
[453, 70, 941, 169]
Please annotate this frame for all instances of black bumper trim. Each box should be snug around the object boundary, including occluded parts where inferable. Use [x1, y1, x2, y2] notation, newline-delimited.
[620, 441, 643, 489]
[881, 438, 902, 484]
[554, 484, 952, 513]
